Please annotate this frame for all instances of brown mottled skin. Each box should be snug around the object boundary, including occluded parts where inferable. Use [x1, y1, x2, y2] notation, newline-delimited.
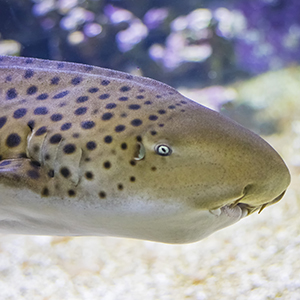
[0, 56, 290, 243]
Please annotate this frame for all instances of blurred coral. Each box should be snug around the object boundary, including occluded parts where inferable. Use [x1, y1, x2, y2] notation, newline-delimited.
[0, 0, 299, 87]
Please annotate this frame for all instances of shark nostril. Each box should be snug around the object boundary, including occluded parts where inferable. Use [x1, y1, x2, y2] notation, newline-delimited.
[243, 184, 253, 196]
[228, 185, 253, 208]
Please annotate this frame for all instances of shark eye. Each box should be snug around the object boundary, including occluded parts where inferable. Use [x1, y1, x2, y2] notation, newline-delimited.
[155, 144, 172, 156]
[134, 142, 145, 160]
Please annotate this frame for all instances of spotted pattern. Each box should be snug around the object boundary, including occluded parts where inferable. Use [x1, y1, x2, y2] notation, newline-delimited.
[13, 109, 27, 119]
[51, 77, 60, 85]
[68, 190, 76, 197]
[51, 114, 63, 122]
[118, 97, 128, 101]
[85, 172, 94, 180]
[24, 69, 34, 79]
[63, 144, 76, 154]
[99, 191, 106, 198]
[115, 125, 125, 132]
[103, 161, 111, 169]
[120, 86, 131, 92]
[71, 77, 82, 85]
[102, 113, 113, 121]
[74, 107, 87, 115]
[0, 117, 7, 129]
[81, 121, 95, 129]
[149, 115, 158, 121]
[61, 123, 72, 131]
[60, 167, 70, 178]
[104, 136, 112, 144]
[37, 93, 48, 100]
[0, 56, 185, 204]
[99, 94, 110, 100]
[53, 91, 69, 99]
[88, 88, 99, 93]
[34, 107, 48, 115]
[6, 88, 17, 100]
[86, 141, 97, 150]
[35, 126, 47, 136]
[50, 134, 62, 144]
[128, 104, 141, 110]
[77, 96, 88, 103]
[106, 103, 116, 109]
[27, 86, 38, 95]
[6, 133, 21, 147]
[101, 80, 110, 86]
[131, 119, 142, 127]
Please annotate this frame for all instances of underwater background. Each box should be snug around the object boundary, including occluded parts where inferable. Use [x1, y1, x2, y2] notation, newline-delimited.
[0, 0, 300, 299]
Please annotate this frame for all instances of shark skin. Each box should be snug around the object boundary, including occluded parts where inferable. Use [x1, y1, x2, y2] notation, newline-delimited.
[0, 55, 290, 243]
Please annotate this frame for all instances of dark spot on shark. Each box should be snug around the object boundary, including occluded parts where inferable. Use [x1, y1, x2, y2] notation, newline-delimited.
[0, 117, 7, 129]
[6, 133, 21, 147]
[24, 69, 34, 79]
[53, 90, 69, 99]
[71, 77, 82, 85]
[13, 108, 27, 119]
[27, 86, 38, 95]
[51, 77, 60, 85]
[6, 88, 17, 100]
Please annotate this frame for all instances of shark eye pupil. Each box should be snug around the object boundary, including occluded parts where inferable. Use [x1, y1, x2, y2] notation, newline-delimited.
[155, 145, 172, 156]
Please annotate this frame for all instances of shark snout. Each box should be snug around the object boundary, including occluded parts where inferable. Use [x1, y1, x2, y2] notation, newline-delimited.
[230, 138, 291, 214]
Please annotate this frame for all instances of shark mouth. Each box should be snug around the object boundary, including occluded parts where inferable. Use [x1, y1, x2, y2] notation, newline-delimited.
[209, 189, 287, 217]
[209, 204, 247, 218]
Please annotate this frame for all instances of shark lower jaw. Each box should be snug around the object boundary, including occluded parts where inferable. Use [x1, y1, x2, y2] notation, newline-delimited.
[209, 189, 287, 218]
